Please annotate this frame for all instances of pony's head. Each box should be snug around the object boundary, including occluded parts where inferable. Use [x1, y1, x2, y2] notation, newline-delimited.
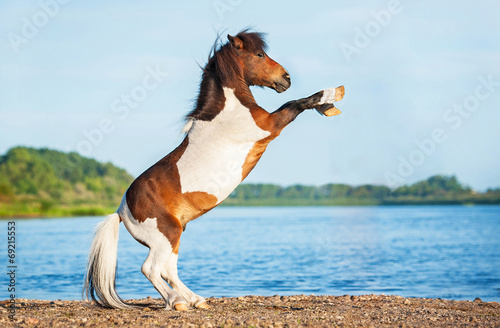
[226, 32, 291, 93]
[188, 30, 292, 121]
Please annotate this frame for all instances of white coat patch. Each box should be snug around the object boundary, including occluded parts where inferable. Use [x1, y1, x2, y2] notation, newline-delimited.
[318, 86, 344, 105]
[318, 87, 337, 105]
[176, 87, 271, 203]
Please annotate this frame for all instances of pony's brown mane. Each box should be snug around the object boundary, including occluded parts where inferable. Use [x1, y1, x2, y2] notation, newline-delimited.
[186, 30, 267, 121]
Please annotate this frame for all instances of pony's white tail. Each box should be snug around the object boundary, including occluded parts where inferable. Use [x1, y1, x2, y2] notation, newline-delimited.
[83, 213, 134, 309]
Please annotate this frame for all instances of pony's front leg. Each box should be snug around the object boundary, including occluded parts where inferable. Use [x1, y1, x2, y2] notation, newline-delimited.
[271, 85, 345, 130]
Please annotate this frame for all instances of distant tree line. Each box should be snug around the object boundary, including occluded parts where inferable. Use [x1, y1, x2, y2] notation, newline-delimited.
[225, 175, 500, 205]
[229, 183, 392, 201]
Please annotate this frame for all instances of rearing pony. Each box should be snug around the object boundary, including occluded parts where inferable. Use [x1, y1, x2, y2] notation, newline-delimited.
[84, 30, 344, 311]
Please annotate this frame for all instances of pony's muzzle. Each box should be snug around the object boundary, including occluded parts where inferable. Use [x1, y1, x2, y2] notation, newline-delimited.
[273, 72, 291, 93]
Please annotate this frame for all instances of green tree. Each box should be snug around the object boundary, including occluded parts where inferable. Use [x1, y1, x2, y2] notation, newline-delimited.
[0, 146, 133, 206]
[392, 175, 471, 197]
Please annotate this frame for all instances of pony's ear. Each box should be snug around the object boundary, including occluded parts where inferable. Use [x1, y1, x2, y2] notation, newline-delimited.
[227, 34, 243, 50]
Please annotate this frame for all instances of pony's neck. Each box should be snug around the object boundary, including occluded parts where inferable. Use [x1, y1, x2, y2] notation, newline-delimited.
[225, 78, 257, 106]
[191, 72, 256, 121]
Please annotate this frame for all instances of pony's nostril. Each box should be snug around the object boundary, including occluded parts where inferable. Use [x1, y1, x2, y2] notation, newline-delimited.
[283, 73, 291, 84]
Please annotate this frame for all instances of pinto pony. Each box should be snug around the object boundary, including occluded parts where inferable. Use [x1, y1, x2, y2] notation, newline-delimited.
[84, 30, 344, 311]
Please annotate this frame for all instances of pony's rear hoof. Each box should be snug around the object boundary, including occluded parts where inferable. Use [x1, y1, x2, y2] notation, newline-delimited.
[195, 301, 210, 309]
[174, 303, 188, 311]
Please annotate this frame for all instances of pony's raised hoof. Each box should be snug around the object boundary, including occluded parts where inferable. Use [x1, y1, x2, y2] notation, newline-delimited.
[174, 303, 189, 311]
[195, 301, 210, 309]
[335, 85, 345, 101]
[319, 85, 345, 105]
[316, 104, 342, 117]
[316, 85, 345, 117]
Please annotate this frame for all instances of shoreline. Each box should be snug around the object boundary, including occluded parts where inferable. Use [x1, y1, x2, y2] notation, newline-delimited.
[2, 294, 499, 327]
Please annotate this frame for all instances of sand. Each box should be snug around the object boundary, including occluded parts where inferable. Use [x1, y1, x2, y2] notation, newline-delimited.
[1, 294, 499, 327]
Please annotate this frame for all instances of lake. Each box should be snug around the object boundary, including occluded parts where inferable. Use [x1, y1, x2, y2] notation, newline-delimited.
[1, 206, 499, 302]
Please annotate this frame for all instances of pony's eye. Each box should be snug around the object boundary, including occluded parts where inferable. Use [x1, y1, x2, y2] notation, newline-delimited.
[257, 53, 265, 58]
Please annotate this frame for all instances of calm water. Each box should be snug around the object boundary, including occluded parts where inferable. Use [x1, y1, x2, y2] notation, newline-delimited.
[1, 206, 499, 302]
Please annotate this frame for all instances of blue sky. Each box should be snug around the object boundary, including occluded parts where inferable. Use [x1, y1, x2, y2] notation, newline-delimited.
[1, 0, 499, 191]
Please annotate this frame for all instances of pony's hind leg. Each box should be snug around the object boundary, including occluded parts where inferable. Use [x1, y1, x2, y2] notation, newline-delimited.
[142, 248, 188, 311]
[120, 204, 189, 311]
[161, 254, 209, 309]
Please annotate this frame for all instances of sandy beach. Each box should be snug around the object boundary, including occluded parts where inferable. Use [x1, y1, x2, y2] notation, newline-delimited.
[1, 294, 499, 327]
